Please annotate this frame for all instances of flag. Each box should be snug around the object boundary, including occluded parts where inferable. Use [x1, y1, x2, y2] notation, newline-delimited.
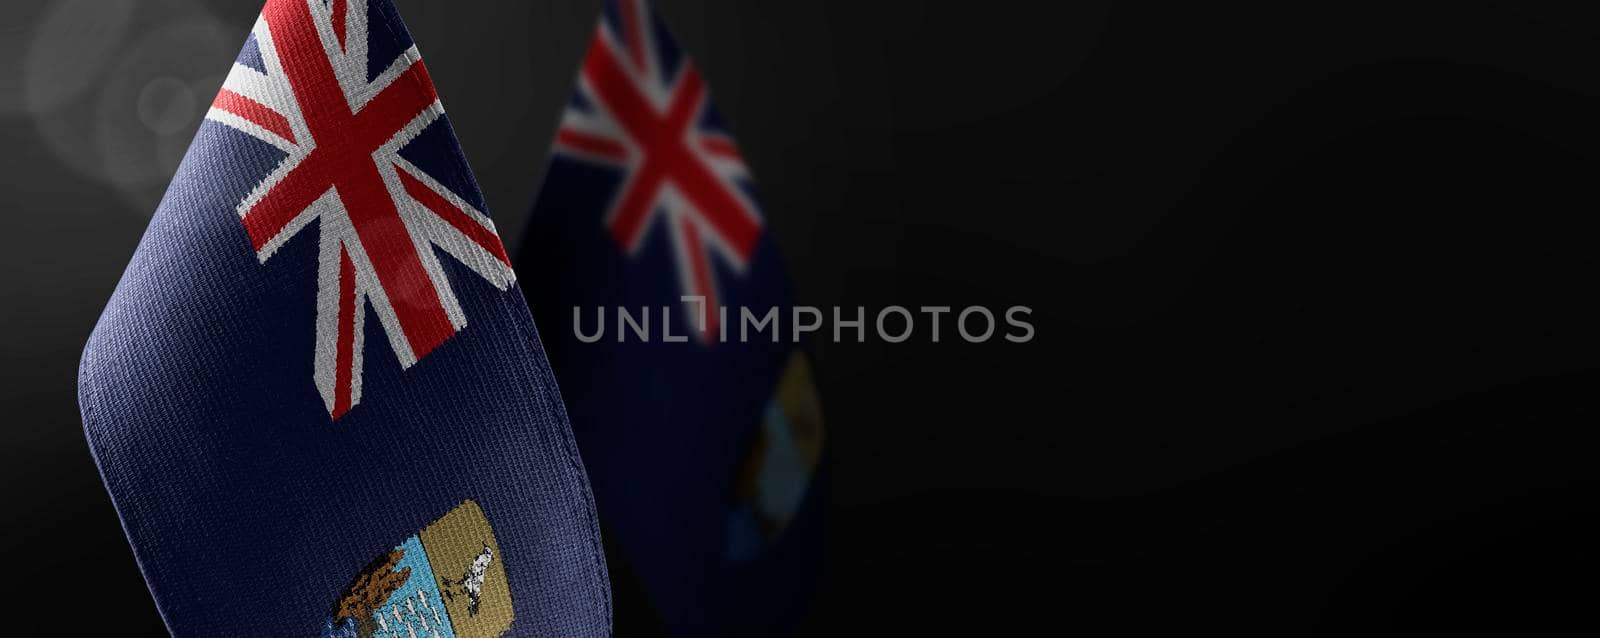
[76, 1, 610, 635]
[517, 1, 826, 634]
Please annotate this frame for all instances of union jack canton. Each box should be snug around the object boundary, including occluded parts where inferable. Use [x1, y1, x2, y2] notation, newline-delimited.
[552, 0, 763, 339]
[208, 0, 514, 418]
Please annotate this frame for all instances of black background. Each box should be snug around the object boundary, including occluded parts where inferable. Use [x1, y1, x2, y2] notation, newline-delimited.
[3, 0, 1599, 634]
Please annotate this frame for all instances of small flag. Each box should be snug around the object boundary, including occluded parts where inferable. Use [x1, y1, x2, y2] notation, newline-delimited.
[77, 1, 609, 635]
[518, 1, 825, 634]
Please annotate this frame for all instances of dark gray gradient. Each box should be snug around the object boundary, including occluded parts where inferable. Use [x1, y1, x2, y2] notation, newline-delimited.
[5, 0, 1600, 635]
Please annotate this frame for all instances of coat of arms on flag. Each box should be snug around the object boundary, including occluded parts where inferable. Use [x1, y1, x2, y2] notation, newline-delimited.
[322, 500, 514, 638]
[725, 351, 825, 561]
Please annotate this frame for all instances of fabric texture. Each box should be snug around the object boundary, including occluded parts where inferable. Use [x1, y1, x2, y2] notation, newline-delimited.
[77, 1, 610, 635]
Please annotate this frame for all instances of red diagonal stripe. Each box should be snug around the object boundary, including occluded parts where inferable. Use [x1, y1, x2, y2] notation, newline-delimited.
[621, 0, 647, 76]
[699, 134, 741, 161]
[557, 127, 630, 162]
[213, 89, 296, 144]
[397, 167, 511, 267]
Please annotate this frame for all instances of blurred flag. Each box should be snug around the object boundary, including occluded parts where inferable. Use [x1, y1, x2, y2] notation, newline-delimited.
[77, 1, 609, 635]
[518, 0, 826, 635]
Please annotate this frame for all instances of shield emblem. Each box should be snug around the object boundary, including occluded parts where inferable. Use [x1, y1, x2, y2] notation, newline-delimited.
[323, 500, 514, 638]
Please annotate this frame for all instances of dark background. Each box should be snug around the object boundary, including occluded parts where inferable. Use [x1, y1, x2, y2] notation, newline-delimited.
[4, 0, 1599, 634]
